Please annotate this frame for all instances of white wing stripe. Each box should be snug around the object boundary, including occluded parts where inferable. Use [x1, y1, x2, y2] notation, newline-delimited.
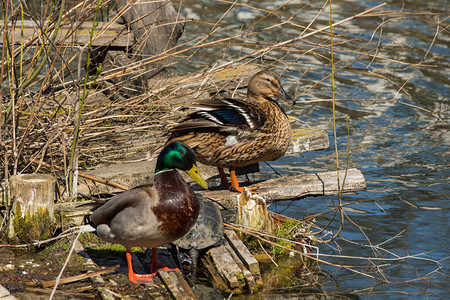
[221, 100, 256, 129]
[198, 111, 224, 125]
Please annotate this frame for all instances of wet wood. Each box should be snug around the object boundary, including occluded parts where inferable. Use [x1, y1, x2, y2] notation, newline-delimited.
[199, 168, 366, 209]
[224, 229, 261, 283]
[224, 243, 258, 292]
[158, 271, 196, 300]
[206, 245, 246, 293]
[140, 248, 197, 299]
[202, 255, 230, 293]
[7, 20, 132, 47]
[202, 232, 265, 293]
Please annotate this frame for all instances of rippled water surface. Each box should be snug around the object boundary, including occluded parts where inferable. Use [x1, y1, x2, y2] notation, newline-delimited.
[178, 0, 449, 298]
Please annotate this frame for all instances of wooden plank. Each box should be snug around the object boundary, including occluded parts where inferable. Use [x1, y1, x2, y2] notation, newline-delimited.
[202, 255, 230, 293]
[6, 20, 132, 47]
[162, 64, 261, 93]
[73, 126, 330, 196]
[158, 271, 196, 300]
[224, 230, 261, 278]
[199, 168, 366, 209]
[223, 243, 258, 292]
[172, 271, 197, 299]
[142, 248, 197, 299]
[206, 246, 245, 292]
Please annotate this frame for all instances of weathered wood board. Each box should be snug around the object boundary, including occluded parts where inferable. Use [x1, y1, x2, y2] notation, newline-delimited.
[158, 271, 196, 300]
[224, 229, 261, 278]
[5, 20, 132, 47]
[199, 168, 366, 209]
[203, 233, 263, 294]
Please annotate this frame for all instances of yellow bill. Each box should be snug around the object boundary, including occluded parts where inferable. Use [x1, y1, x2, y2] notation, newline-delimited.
[186, 164, 208, 189]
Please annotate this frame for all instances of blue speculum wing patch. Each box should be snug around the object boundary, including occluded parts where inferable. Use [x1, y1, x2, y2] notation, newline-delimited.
[209, 109, 248, 125]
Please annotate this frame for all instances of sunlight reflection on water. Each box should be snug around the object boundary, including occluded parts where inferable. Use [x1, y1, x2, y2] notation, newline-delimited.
[177, 0, 449, 298]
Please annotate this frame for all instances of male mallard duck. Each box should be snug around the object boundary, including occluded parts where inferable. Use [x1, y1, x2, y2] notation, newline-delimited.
[83, 142, 208, 284]
[166, 70, 293, 192]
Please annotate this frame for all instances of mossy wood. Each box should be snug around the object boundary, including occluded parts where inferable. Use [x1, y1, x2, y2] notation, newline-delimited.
[7, 174, 57, 243]
[205, 245, 246, 294]
[224, 229, 261, 282]
[203, 236, 263, 294]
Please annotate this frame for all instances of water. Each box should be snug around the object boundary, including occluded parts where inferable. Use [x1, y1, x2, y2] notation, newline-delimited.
[177, 0, 449, 298]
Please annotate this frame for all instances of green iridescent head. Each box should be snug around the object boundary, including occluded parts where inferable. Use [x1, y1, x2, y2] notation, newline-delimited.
[156, 142, 208, 189]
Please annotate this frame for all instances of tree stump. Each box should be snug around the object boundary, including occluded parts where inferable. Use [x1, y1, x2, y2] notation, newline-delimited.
[236, 188, 272, 233]
[7, 174, 57, 244]
[115, 0, 185, 82]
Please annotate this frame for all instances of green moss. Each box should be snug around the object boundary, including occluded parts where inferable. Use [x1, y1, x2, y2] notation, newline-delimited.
[272, 219, 301, 257]
[236, 272, 245, 281]
[10, 203, 56, 244]
[240, 234, 259, 252]
[88, 242, 144, 253]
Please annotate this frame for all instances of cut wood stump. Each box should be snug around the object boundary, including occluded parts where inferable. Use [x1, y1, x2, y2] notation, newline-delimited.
[236, 188, 272, 233]
[7, 174, 57, 243]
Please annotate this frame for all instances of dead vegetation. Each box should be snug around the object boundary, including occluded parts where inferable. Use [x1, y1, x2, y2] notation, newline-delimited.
[0, 0, 447, 298]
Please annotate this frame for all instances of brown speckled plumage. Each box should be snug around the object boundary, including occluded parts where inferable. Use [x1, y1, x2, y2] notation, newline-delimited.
[166, 70, 292, 190]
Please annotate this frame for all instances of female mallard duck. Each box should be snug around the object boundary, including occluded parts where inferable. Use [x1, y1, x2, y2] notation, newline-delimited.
[83, 142, 208, 284]
[166, 70, 293, 192]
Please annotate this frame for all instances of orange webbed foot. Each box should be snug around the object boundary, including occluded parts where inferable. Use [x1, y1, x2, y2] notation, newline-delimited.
[126, 250, 156, 283]
[128, 272, 156, 284]
[126, 249, 180, 284]
[229, 168, 258, 193]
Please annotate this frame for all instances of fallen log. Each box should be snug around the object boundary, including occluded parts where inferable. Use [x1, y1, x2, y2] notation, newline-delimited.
[199, 168, 366, 209]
